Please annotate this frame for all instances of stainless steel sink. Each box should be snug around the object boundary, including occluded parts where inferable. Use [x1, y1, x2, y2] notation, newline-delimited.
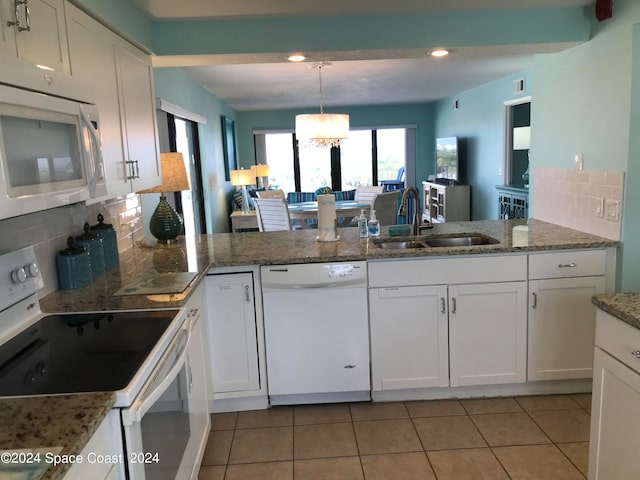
[373, 239, 428, 249]
[423, 233, 499, 247]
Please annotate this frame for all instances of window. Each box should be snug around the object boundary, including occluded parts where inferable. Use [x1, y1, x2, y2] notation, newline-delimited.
[257, 127, 412, 195]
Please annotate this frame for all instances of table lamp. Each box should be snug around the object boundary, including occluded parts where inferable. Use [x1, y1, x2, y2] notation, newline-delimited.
[230, 168, 255, 214]
[251, 164, 270, 189]
[139, 152, 190, 243]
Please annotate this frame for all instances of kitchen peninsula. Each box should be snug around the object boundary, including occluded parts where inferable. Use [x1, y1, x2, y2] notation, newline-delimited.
[22, 218, 617, 479]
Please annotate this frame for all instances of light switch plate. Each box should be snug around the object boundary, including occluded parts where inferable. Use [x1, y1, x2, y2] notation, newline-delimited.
[605, 200, 620, 222]
[595, 197, 604, 218]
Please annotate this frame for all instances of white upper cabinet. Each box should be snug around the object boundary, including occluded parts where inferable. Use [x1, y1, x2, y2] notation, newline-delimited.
[1, 0, 69, 73]
[65, 3, 160, 200]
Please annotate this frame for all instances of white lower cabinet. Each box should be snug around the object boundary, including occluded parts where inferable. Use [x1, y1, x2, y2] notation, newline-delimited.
[368, 255, 528, 392]
[369, 285, 448, 390]
[589, 310, 640, 479]
[528, 276, 605, 381]
[206, 272, 259, 393]
[449, 281, 527, 386]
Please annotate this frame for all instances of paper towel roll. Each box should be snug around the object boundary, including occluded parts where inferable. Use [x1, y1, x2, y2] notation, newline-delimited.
[512, 225, 529, 247]
[317, 194, 338, 242]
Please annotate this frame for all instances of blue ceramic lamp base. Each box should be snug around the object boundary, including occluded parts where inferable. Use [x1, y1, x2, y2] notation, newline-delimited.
[149, 195, 183, 243]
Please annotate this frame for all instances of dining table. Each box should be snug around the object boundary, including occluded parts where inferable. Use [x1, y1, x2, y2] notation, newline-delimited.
[288, 200, 371, 228]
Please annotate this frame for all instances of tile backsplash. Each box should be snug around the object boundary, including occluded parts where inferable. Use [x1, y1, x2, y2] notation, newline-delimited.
[533, 167, 624, 241]
[0, 194, 144, 296]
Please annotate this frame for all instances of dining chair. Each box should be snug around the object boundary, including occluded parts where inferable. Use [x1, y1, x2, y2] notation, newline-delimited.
[355, 185, 384, 205]
[371, 190, 401, 225]
[254, 198, 292, 232]
[256, 189, 286, 200]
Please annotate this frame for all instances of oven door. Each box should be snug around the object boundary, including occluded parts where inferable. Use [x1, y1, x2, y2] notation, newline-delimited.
[121, 311, 203, 480]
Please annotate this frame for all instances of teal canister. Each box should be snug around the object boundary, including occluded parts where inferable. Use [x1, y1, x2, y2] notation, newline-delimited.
[56, 237, 92, 289]
[90, 214, 119, 271]
[76, 222, 105, 279]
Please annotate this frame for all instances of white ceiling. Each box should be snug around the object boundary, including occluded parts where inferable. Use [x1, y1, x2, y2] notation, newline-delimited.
[140, 0, 593, 111]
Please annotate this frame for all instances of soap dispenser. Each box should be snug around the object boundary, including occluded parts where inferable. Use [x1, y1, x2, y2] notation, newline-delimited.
[368, 209, 380, 237]
[358, 209, 368, 238]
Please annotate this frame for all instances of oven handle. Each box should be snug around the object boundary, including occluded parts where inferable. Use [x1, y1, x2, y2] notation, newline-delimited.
[121, 316, 192, 426]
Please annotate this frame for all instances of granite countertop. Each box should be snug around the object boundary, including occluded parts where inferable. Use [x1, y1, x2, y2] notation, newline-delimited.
[0, 392, 115, 480]
[40, 218, 618, 314]
[592, 293, 640, 330]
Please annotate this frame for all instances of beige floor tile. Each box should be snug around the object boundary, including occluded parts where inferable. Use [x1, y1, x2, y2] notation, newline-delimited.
[529, 409, 591, 443]
[354, 418, 422, 455]
[405, 399, 466, 417]
[361, 452, 436, 480]
[198, 465, 226, 480]
[236, 407, 294, 429]
[294, 456, 364, 480]
[294, 403, 352, 425]
[557, 442, 590, 476]
[294, 422, 358, 459]
[413, 416, 487, 451]
[460, 397, 523, 415]
[493, 444, 585, 480]
[225, 461, 293, 480]
[471, 413, 551, 447]
[427, 448, 510, 480]
[201, 430, 233, 466]
[210, 412, 238, 431]
[228, 426, 293, 464]
[350, 401, 409, 421]
[515, 394, 581, 412]
[570, 393, 592, 410]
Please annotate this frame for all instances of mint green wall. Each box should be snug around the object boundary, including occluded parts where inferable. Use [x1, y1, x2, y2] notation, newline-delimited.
[153, 68, 237, 233]
[235, 103, 435, 189]
[151, 8, 590, 56]
[531, 0, 640, 290]
[434, 73, 532, 220]
[72, 0, 153, 47]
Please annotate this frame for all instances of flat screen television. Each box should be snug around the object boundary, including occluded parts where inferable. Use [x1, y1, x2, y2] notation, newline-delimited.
[435, 136, 461, 184]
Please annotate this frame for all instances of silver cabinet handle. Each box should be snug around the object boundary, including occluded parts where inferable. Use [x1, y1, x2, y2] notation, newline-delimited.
[125, 160, 135, 180]
[344, 365, 356, 369]
[632, 351, 640, 359]
[22, 1, 30, 32]
[440, 297, 446, 314]
[451, 297, 457, 314]
[531, 292, 538, 309]
[558, 262, 577, 268]
[8, 0, 30, 32]
[245, 284, 251, 303]
[133, 160, 140, 179]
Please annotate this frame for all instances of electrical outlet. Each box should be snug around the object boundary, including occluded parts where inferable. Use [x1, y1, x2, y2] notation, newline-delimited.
[574, 154, 583, 171]
[595, 197, 604, 218]
[605, 199, 620, 222]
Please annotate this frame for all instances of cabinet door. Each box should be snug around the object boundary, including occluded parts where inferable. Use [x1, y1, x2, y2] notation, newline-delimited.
[0, 0, 18, 57]
[205, 273, 260, 393]
[116, 42, 161, 192]
[66, 5, 130, 199]
[528, 276, 605, 381]
[589, 347, 640, 479]
[369, 285, 448, 390]
[14, 0, 69, 73]
[449, 282, 527, 386]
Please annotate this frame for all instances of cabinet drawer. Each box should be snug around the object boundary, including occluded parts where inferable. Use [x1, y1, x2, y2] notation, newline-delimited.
[528, 249, 606, 280]
[596, 310, 640, 375]
[368, 255, 526, 288]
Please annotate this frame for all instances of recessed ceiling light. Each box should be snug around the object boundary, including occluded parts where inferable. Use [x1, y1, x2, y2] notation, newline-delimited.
[287, 54, 307, 62]
[430, 49, 450, 58]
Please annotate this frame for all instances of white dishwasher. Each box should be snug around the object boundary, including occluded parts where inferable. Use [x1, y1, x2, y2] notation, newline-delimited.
[261, 261, 370, 405]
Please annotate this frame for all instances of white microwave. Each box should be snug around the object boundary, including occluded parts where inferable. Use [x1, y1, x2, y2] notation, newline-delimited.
[0, 56, 105, 220]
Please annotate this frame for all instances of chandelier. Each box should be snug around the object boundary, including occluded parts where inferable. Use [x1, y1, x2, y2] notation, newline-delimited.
[295, 63, 349, 148]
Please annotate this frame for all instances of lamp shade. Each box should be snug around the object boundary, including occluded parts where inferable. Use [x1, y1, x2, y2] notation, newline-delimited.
[230, 168, 255, 186]
[251, 164, 270, 178]
[295, 113, 350, 148]
[139, 152, 190, 193]
[513, 126, 531, 151]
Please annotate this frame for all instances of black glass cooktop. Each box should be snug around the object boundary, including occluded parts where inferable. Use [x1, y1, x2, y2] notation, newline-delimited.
[0, 310, 178, 396]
